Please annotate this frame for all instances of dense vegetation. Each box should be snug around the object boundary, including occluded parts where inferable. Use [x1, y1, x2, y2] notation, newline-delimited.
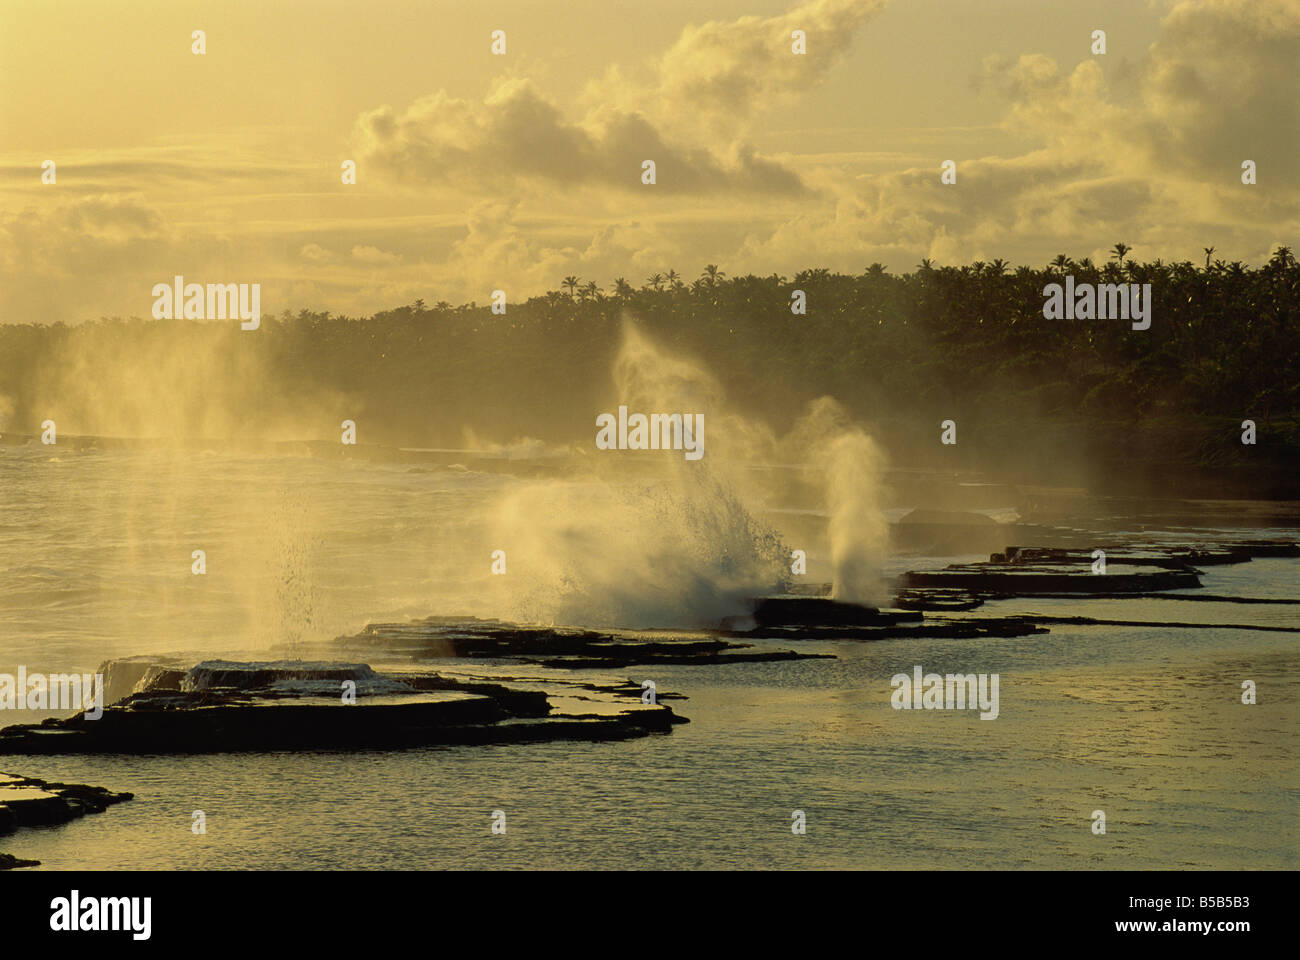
[2, 246, 1296, 496]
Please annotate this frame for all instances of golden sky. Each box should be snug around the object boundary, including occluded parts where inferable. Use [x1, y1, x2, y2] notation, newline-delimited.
[1, 0, 1296, 322]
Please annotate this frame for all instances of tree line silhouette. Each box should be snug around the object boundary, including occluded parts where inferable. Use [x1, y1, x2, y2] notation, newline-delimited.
[1, 246, 1295, 495]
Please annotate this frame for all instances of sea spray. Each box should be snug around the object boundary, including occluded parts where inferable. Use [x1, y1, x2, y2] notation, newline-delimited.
[488, 473, 787, 628]
[486, 321, 788, 627]
[785, 397, 890, 606]
[483, 321, 889, 627]
[822, 431, 889, 604]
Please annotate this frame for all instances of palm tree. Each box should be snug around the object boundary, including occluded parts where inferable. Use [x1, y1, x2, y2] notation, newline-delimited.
[613, 277, 633, 299]
[647, 273, 664, 291]
[795, 268, 832, 283]
[989, 258, 1008, 276]
[700, 264, 725, 287]
[1050, 254, 1071, 275]
[1110, 243, 1132, 270]
[1203, 247, 1215, 271]
[562, 276, 580, 299]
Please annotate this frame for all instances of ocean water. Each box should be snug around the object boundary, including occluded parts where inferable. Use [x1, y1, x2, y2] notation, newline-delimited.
[1, 446, 1296, 869]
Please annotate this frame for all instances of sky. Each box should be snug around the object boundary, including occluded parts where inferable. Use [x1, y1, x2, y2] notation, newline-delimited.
[0, 0, 1296, 323]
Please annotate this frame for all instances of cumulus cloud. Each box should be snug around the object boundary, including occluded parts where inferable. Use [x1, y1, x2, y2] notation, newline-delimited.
[351, 244, 403, 264]
[352, 0, 890, 198]
[5, 0, 1295, 323]
[1138, 0, 1300, 182]
[0, 194, 172, 321]
[353, 76, 808, 197]
[300, 243, 333, 262]
[431, 200, 693, 300]
[600, 0, 888, 139]
[351, 0, 1295, 284]
[742, 0, 1300, 270]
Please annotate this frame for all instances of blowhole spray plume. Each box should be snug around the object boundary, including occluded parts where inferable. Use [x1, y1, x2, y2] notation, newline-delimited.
[485, 321, 890, 627]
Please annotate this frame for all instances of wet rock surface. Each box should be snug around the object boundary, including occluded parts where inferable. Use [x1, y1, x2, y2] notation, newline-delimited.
[719, 595, 1047, 640]
[343, 608, 1047, 651]
[0, 659, 686, 755]
[749, 596, 920, 629]
[893, 538, 1300, 632]
[3, 538, 1290, 763]
[902, 562, 1202, 594]
[340, 616, 827, 667]
[0, 772, 133, 869]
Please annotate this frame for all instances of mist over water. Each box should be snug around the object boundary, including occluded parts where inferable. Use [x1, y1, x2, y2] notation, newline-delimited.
[0, 320, 891, 651]
[0, 322, 350, 443]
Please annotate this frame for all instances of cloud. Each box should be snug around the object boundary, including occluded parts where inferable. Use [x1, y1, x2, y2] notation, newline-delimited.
[606, 0, 888, 140]
[740, 0, 1300, 271]
[353, 76, 808, 197]
[351, 244, 402, 264]
[1137, 0, 1300, 182]
[0, 194, 172, 321]
[300, 243, 333, 262]
[5, 0, 1295, 324]
[352, 1, 891, 199]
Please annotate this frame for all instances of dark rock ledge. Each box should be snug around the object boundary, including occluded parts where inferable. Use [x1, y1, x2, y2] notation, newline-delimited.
[341, 610, 1047, 654]
[1, 772, 133, 869]
[340, 617, 830, 667]
[891, 539, 1299, 623]
[0, 659, 688, 756]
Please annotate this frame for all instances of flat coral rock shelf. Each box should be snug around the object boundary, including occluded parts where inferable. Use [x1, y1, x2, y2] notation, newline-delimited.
[900, 539, 1297, 600]
[0, 659, 686, 755]
[902, 563, 1201, 593]
[1, 772, 134, 869]
[341, 616, 820, 667]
